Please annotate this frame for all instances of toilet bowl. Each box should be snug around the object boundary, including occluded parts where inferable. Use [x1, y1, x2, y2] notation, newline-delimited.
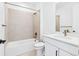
[34, 42, 45, 56]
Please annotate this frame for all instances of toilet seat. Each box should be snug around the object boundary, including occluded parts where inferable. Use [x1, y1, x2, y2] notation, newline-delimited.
[34, 42, 44, 48]
[34, 42, 45, 56]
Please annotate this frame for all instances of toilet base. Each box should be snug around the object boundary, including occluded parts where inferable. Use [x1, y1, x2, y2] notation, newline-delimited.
[34, 42, 45, 56]
[36, 48, 43, 56]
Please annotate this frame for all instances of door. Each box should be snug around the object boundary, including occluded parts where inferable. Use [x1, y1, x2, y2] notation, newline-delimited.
[59, 49, 72, 56]
[45, 42, 58, 56]
[0, 2, 5, 56]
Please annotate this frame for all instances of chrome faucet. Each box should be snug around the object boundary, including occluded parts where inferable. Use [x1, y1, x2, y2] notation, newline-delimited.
[63, 30, 67, 36]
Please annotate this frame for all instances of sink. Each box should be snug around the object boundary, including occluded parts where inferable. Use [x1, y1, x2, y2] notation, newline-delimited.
[53, 35, 70, 39]
[51, 33, 79, 41]
[44, 32, 79, 42]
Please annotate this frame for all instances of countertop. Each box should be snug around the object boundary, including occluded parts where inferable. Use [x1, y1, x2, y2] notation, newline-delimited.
[43, 33, 79, 47]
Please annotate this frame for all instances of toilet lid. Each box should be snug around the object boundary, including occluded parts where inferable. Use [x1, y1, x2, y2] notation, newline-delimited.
[34, 42, 44, 47]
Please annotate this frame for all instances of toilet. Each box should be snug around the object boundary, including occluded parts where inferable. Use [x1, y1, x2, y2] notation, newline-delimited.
[34, 42, 45, 56]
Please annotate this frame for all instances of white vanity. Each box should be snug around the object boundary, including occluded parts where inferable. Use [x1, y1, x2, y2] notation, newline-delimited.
[43, 33, 79, 56]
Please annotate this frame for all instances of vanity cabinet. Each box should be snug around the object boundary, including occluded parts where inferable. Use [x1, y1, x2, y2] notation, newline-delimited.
[45, 42, 58, 56]
[44, 36, 79, 56]
[45, 41, 72, 56]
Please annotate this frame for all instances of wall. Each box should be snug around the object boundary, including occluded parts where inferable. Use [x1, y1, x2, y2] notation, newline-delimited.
[6, 7, 33, 42]
[40, 3, 56, 37]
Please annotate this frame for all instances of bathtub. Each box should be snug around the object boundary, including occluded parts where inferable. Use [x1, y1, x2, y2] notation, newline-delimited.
[5, 39, 35, 56]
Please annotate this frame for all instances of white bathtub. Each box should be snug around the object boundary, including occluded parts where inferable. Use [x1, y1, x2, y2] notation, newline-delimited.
[5, 39, 35, 56]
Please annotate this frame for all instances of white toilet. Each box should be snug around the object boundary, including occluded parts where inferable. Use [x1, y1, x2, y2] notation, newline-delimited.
[34, 42, 45, 56]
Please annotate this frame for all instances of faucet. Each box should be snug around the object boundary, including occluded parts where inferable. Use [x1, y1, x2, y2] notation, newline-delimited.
[63, 30, 67, 36]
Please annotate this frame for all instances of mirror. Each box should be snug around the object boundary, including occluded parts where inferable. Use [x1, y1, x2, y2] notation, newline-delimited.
[56, 2, 79, 33]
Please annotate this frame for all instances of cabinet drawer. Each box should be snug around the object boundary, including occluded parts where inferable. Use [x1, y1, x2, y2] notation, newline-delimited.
[44, 37, 79, 55]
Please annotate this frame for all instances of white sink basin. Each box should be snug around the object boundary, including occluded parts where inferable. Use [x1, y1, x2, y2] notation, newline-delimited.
[53, 34, 79, 40]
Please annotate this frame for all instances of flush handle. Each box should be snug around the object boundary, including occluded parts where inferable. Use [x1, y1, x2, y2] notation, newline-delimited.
[56, 50, 58, 56]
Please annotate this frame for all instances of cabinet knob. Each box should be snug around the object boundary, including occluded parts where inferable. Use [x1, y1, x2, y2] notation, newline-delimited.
[56, 50, 58, 56]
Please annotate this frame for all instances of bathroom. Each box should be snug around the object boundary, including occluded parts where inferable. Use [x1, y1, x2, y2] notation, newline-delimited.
[0, 2, 79, 56]
[0, 2, 41, 56]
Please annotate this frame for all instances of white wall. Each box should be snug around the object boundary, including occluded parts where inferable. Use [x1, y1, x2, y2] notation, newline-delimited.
[40, 3, 56, 36]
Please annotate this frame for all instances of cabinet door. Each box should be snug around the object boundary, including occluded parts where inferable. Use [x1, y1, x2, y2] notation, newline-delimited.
[0, 3, 5, 40]
[45, 42, 58, 56]
[0, 44, 4, 56]
[0, 3, 5, 56]
[59, 49, 72, 56]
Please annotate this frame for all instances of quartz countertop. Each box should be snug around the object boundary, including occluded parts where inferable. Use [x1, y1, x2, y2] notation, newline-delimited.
[43, 33, 79, 47]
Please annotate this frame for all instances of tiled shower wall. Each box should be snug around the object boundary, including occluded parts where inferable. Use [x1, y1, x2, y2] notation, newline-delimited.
[6, 8, 33, 42]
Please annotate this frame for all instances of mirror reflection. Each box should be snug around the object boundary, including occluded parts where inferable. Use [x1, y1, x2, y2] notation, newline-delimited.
[56, 2, 79, 34]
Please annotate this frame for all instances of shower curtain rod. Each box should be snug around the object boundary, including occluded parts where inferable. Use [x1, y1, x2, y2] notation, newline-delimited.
[5, 2, 39, 12]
